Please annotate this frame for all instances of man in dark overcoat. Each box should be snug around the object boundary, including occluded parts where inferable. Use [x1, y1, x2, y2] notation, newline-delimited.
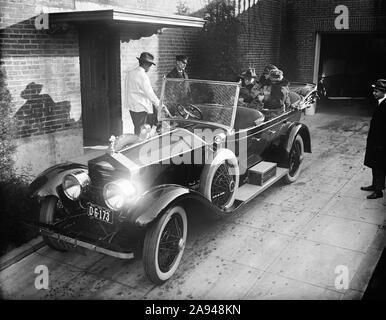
[361, 79, 386, 199]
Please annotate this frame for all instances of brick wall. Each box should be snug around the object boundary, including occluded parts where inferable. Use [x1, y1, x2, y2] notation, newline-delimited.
[120, 28, 200, 92]
[0, 0, 205, 141]
[0, 0, 206, 174]
[0, 0, 82, 139]
[280, 0, 386, 82]
[236, 0, 284, 77]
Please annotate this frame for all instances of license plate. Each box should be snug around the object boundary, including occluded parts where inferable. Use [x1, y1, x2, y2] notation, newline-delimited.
[87, 203, 113, 224]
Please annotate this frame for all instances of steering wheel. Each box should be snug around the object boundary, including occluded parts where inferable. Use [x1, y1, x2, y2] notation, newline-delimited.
[177, 104, 202, 120]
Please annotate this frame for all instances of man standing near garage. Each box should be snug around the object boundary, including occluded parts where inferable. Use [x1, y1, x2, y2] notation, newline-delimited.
[167, 55, 189, 79]
[166, 55, 191, 105]
[361, 79, 386, 199]
[123, 52, 162, 135]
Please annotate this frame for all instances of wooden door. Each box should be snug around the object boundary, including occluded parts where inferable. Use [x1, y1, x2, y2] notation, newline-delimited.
[79, 27, 110, 144]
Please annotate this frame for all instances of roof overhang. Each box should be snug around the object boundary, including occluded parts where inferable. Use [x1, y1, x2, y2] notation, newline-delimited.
[49, 9, 205, 30]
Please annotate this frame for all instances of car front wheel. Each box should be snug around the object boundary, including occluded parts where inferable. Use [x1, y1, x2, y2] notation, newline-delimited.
[143, 205, 187, 284]
[284, 135, 304, 184]
[39, 196, 68, 251]
[199, 148, 240, 214]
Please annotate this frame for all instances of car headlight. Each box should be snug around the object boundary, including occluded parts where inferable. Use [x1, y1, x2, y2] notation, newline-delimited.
[103, 179, 137, 211]
[62, 171, 90, 201]
[214, 133, 226, 145]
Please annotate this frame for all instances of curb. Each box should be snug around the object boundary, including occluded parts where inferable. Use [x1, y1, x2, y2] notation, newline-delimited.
[0, 237, 45, 272]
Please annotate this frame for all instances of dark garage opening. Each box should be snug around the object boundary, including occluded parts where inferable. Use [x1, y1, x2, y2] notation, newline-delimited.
[318, 33, 386, 99]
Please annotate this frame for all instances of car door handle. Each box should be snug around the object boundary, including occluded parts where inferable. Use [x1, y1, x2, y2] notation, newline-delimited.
[251, 137, 261, 142]
[268, 130, 276, 134]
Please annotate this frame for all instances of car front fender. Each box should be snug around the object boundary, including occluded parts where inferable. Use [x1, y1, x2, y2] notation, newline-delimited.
[29, 162, 88, 201]
[125, 184, 222, 228]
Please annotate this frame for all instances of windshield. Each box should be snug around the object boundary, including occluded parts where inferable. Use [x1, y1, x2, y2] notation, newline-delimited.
[159, 78, 240, 129]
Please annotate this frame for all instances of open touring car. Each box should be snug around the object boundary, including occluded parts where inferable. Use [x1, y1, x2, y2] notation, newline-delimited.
[29, 77, 317, 284]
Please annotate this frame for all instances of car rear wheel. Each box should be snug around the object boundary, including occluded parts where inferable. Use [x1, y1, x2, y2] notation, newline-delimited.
[143, 205, 187, 284]
[39, 196, 68, 251]
[284, 135, 304, 184]
[199, 149, 239, 214]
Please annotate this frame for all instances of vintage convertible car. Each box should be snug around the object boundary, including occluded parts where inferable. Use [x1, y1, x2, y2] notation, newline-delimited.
[29, 77, 317, 284]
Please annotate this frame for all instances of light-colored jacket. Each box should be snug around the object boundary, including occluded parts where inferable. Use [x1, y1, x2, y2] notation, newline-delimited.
[123, 66, 160, 114]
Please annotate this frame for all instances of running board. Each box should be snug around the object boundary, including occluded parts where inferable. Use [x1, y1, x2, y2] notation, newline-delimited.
[40, 228, 134, 259]
[235, 167, 289, 202]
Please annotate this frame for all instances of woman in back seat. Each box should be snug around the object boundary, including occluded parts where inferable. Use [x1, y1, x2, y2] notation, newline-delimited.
[263, 69, 291, 112]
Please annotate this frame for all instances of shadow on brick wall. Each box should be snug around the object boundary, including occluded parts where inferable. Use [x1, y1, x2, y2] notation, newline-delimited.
[14, 82, 75, 138]
[1, 15, 80, 138]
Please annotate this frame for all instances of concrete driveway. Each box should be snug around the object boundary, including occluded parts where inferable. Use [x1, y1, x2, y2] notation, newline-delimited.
[1, 99, 385, 300]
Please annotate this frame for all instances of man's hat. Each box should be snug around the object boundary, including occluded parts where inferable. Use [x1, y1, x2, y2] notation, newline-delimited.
[263, 64, 278, 75]
[372, 79, 386, 92]
[176, 55, 188, 64]
[239, 68, 257, 79]
[269, 69, 284, 81]
[137, 52, 156, 65]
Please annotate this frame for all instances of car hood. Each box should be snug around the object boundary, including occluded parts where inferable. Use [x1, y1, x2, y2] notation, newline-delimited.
[90, 128, 208, 173]
[87, 128, 209, 193]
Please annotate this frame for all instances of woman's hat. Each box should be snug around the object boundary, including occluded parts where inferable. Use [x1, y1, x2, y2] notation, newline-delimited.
[269, 69, 284, 81]
[372, 79, 386, 92]
[137, 52, 156, 65]
[263, 64, 278, 75]
[239, 68, 257, 79]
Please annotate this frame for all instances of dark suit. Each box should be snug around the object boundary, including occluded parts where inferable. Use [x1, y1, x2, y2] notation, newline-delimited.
[166, 67, 189, 79]
[166, 67, 191, 105]
[364, 98, 386, 191]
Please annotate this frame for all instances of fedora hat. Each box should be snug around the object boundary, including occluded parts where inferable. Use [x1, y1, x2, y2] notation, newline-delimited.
[372, 79, 386, 92]
[137, 52, 156, 65]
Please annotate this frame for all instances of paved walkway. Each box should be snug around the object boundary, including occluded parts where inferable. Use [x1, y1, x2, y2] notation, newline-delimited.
[1, 100, 385, 299]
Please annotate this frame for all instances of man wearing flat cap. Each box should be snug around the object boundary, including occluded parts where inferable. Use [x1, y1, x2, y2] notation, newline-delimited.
[167, 55, 189, 79]
[361, 79, 386, 199]
[123, 52, 162, 135]
[166, 55, 191, 105]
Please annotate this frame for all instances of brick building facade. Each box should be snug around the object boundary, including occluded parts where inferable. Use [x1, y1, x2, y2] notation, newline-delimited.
[0, 0, 205, 175]
[280, 0, 386, 85]
[1, 0, 385, 175]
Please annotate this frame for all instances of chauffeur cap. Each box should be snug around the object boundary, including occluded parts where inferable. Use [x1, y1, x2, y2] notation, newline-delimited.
[176, 55, 188, 64]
